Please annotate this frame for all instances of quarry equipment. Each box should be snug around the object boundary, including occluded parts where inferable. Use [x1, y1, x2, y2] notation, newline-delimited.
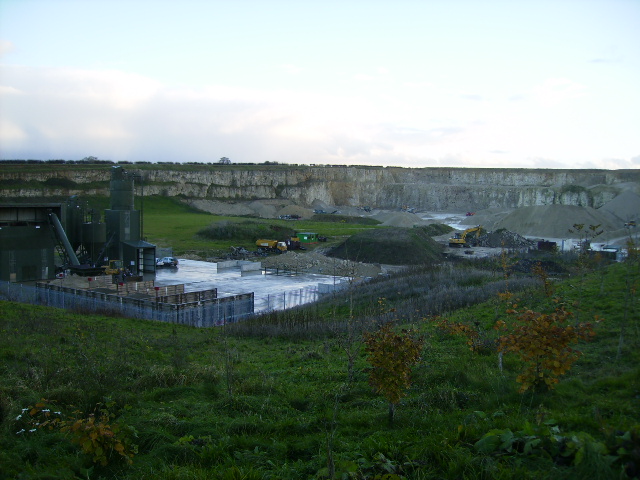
[0, 166, 156, 282]
[449, 226, 483, 248]
[103, 259, 124, 275]
[285, 236, 306, 250]
[256, 239, 287, 253]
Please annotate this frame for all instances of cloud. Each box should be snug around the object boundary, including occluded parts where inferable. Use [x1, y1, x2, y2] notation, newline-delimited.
[0, 64, 634, 169]
[588, 47, 622, 64]
[353, 73, 374, 82]
[532, 78, 587, 106]
[281, 64, 302, 75]
[0, 118, 27, 142]
[0, 39, 14, 56]
[459, 93, 484, 101]
[507, 94, 526, 102]
[0, 85, 22, 95]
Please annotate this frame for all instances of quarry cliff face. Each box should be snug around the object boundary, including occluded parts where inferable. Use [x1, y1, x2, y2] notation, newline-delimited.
[1, 166, 638, 211]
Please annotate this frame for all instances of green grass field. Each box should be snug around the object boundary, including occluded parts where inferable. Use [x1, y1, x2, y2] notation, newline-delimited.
[136, 196, 384, 257]
[1, 245, 638, 478]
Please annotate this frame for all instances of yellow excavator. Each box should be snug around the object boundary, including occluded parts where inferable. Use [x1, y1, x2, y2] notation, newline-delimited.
[102, 259, 124, 275]
[449, 226, 483, 248]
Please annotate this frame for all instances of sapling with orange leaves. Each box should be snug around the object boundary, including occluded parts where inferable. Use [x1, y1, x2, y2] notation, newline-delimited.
[495, 303, 598, 393]
[363, 322, 424, 424]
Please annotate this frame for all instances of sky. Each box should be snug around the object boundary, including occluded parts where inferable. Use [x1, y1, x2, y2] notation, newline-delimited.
[1, 0, 639, 169]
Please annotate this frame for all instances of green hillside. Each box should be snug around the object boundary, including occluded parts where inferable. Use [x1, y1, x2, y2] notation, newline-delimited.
[1, 253, 638, 479]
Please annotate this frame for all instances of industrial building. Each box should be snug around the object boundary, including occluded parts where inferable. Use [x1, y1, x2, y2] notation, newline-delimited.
[0, 166, 156, 282]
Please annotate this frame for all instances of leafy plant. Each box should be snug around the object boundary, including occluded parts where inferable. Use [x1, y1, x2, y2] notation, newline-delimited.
[436, 317, 494, 354]
[496, 304, 597, 392]
[23, 400, 138, 466]
[364, 322, 424, 424]
[474, 416, 640, 477]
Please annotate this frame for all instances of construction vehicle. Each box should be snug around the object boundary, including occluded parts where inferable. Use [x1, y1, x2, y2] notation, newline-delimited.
[102, 259, 124, 275]
[449, 226, 483, 248]
[256, 239, 287, 253]
[285, 236, 305, 250]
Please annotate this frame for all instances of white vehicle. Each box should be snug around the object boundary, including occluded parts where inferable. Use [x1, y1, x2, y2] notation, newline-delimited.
[156, 257, 179, 268]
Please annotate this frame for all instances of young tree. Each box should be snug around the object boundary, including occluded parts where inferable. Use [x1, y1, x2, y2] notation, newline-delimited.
[496, 304, 597, 393]
[364, 323, 424, 424]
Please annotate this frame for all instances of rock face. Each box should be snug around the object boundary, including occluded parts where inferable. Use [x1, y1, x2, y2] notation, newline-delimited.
[1, 165, 638, 212]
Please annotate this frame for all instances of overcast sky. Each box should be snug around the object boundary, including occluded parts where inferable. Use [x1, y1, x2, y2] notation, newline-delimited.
[1, 0, 639, 169]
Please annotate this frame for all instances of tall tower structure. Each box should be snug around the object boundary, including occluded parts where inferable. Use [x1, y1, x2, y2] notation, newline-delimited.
[104, 166, 155, 277]
[104, 166, 140, 260]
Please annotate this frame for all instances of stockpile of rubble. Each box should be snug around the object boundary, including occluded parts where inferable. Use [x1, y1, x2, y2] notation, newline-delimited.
[259, 251, 383, 278]
[476, 230, 536, 249]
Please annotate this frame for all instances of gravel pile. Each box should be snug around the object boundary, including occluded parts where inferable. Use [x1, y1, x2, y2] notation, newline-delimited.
[274, 204, 314, 219]
[598, 189, 640, 223]
[372, 211, 428, 227]
[493, 205, 619, 239]
[476, 230, 536, 249]
[259, 251, 383, 278]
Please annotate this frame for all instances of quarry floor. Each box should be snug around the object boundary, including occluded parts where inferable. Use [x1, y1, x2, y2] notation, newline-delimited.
[47, 208, 633, 314]
[154, 259, 348, 313]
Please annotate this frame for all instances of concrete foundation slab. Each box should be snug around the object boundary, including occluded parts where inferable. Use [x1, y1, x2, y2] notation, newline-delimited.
[155, 259, 347, 313]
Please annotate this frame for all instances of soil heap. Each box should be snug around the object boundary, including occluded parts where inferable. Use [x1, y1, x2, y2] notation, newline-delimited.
[476, 230, 536, 249]
[327, 227, 444, 265]
[259, 251, 383, 278]
[598, 190, 640, 223]
[488, 205, 620, 239]
[372, 211, 429, 227]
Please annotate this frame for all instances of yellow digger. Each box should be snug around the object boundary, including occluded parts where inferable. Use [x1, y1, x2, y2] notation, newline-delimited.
[102, 259, 124, 275]
[449, 226, 483, 248]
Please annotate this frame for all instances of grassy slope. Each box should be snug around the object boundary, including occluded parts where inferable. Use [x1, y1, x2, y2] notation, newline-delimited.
[1, 184, 639, 478]
[327, 227, 445, 265]
[0, 259, 638, 479]
[139, 196, 383, 257]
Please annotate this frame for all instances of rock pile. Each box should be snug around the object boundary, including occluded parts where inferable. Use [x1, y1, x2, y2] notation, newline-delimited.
[476, 230, 536, 249]
[259, 251, 383, 278]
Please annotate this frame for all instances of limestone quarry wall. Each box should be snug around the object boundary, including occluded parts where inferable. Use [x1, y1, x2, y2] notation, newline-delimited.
[1, 165, 638, 211]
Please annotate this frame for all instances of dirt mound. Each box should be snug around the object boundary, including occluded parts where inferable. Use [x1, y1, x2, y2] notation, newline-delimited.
[188, 199, 255, 216]
[372, 211, 428, 227]
[275, 205, 314, 219]
[460, 208, 514, 231]
[476, 230, 536, 249]
[260, 250, 383, 278]
[327, 227, 444, 265]
[248, 200, 278, 218]
[598, 190, 640, 223]
[493, 205, 619, 238]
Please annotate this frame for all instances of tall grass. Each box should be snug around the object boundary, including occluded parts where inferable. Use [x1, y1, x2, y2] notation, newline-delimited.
[1, 254, 638, 479]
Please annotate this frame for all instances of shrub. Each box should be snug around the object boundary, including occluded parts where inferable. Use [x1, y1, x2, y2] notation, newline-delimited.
[496, 305, 598, 392]
[196, 221, 295, 241]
